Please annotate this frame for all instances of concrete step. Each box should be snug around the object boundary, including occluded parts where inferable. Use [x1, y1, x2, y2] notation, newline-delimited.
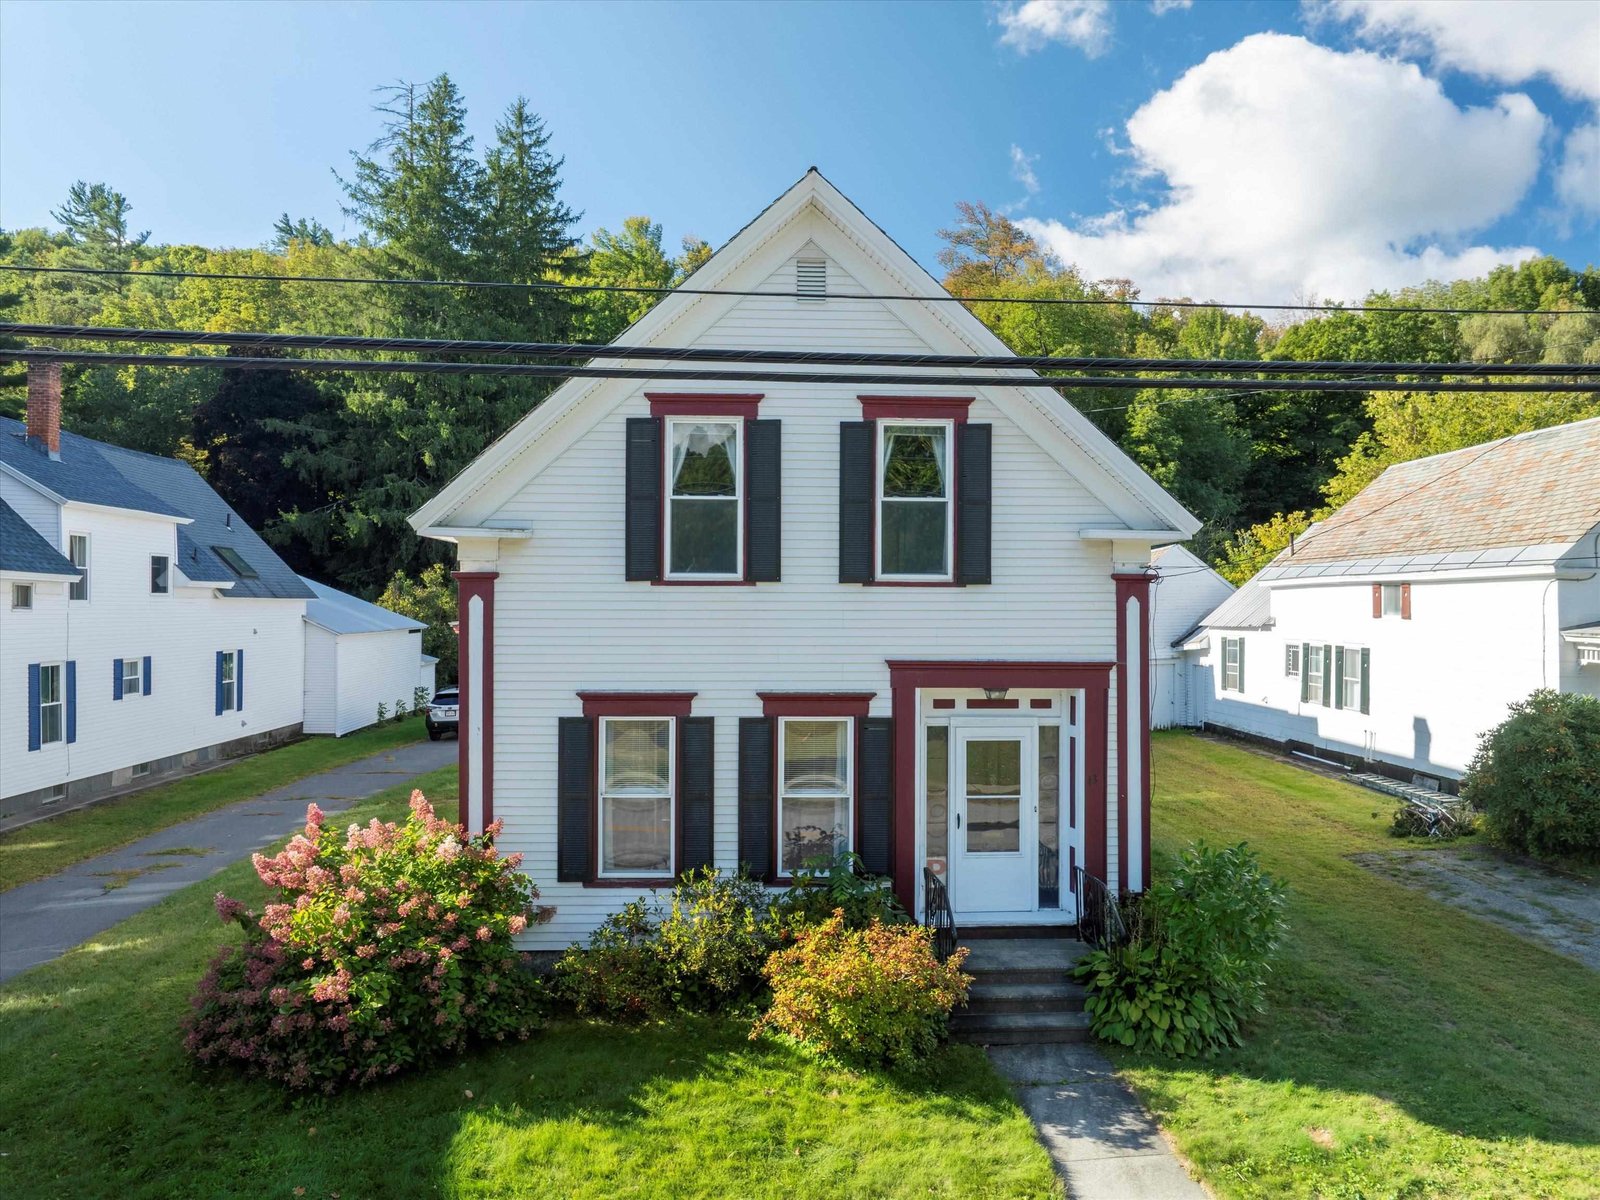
[961, 937, 1091, 984]
[965, 979, 1088, 1015]
[950, 1009, 1092, 1045]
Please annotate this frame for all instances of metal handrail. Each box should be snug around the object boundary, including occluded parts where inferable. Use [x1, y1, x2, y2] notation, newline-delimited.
[922, 867, 957, 961]
[1072, 866, 1127, 950]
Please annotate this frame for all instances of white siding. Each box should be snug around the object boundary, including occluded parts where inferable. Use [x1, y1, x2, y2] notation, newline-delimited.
[476, 246, 1132, 948]
[301, 624, 339, 735]
[0, 473, 60, 548]
[1149, 546, 1232, 728]
[335, 630, 430, 737]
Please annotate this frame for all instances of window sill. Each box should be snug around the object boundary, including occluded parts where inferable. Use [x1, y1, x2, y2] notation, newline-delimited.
[585, 875, 679, 889]
[650, 578, 757, 587]
[865, 578, 963, 588]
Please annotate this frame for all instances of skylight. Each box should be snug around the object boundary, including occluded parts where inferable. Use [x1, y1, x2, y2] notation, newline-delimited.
[212, 545, 259, 579]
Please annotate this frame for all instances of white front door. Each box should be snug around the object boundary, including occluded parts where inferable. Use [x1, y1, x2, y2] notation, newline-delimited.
[949, 722, 1038, 919]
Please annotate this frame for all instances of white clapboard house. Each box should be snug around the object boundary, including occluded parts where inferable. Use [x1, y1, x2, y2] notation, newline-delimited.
[0, 367, 431, 825]
[409, 170, 1200, 949]
[1182, 417, 1600, 785]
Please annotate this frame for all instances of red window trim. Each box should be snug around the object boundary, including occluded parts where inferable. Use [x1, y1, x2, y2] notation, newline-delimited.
[765, 703, 865, 885]
[858, 395, 973, 423]
[759, 692, 875, 718]
[580, 694, 696, 888]
[578, 691, 696, 718]
[647, 393, 763, 419]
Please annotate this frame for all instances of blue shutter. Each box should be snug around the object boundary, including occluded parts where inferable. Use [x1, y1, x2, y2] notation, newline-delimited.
[27, 664, 40, 751]
[215, 651, 225, 716]
[66, 660, 77, 744]
[236, 649, 244, 711]
[113, 658, 124, 701]
[143, 656, 152, 696]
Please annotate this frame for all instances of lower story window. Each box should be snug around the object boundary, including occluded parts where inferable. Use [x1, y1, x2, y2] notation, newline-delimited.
[38, 663, 64, 745]
[122, 656, 142, 697]
[220, 651, 237, 712]
[1222, 637, 1243, 692]
[1305, 645, 1326, 705]
[599, 716, 674, 877]
[779, 717, 853, 873]
[1341, 647, 1364, 710]
[1285, 644, 1300, 676]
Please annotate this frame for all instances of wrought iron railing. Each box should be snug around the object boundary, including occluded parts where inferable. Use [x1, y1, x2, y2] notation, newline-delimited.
[922, 867, 957, 961]
[1072, 866, 1127, 950]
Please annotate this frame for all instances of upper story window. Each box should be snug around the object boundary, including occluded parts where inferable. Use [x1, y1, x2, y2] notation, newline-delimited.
[877, 421, 952, 580]
[599, 716, 675, 878]
[779, 717, 853, 873]
[11, 583, 32, 610]
[122, 656, 143, 697]
[150, 555, 170, 595]
[1375, 582, 1410, 619]
[1381, 584, 1402, 615]
[666, 418, 742, 579]
[68, 533, 88, 601]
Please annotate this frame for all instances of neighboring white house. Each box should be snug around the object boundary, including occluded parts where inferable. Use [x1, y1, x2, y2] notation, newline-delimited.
[1149, 545, 1233, 730]
[300, 577, 434, 737]
[1183, 418, 1600, 785]
[409, 169, 1201, 950]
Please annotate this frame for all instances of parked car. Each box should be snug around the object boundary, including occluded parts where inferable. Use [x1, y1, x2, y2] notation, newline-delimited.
[426, 687, 459, 741]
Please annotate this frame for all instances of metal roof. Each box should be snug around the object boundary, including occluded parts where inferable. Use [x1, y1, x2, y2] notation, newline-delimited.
[0, 498, 80, 578]
[1185, 575, 1272, 640]
[301, 576, 426, 635]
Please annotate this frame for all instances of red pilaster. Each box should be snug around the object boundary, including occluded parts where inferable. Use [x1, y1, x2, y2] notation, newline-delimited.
[1113, 572, 1155, 892]
[453, 571, 498, 832]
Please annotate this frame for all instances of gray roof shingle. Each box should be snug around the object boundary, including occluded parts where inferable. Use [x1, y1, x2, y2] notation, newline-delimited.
[0, 498, 80, 578]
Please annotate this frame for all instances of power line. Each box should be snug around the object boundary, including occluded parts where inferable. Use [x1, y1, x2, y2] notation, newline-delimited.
[3, 346, 1597, 394]
[5, 321, 1595, 380]
[0, 262, 1587, 318]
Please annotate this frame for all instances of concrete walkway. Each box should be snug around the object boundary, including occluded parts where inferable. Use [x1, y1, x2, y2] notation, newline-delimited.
[0, 739, 455, 983]
[988, 1042, 1208, 1199]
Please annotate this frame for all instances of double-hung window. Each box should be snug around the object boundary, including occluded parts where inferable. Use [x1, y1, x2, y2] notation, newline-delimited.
[598, 716, 675, 877]
[666, 418, 742, 579]
[220, 651, 237, 712]
[68, 533, 89, 601]
[778, 717, 853, 873]
[1305, 645, 1326, 706]
[151, 555, 170, 595]
[877, 421, 952, 579]
[1221, 638, 1244, 692]
[122, 657, 142, 698]
[38, 663, 65, 745]
[1341, 647, 1364, 709]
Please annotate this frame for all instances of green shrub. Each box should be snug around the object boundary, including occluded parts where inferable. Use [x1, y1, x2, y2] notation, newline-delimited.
[1074, 841, 1286, 1057]
[1464, 689, 1600, 861]
[768, 851, 906, 932]
[753, 911, 970, 1069]
[553, 868, 773, 1018]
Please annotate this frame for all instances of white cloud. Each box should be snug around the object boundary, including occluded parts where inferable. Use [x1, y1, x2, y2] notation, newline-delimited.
[1317, 0, 1600, 101]
[1555, 122, 1600, 219]
[1009, 144, 1041, 195]
[995, 0, 1113, 58]
[1151, 0, 1193, 14]
[1017, 34, 1548, 305]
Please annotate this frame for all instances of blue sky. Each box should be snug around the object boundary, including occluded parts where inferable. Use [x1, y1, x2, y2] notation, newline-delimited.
[2, 0, 1595, 304]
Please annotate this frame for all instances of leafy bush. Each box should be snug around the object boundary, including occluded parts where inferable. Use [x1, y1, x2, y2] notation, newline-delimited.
[768, 851, 907, 932]
[753, 911, 970, 1069]
[1074, 841, 1286, 1057]
[1464, 689, 1600, 861]
[183, 792, 546, 1092]
[554, 868, 773, 1018]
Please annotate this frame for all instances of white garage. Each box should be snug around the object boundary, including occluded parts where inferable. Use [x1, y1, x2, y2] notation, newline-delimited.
[299, 577, 433, 737]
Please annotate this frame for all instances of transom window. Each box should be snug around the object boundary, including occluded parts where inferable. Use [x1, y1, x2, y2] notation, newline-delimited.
[599, 717, 675, 877]
[1285, 644, 1300, 676]
[11, 583, 32, 610]
[68, 533, 89, 601]
[877, 421, 952, 579]
[666, 419, 742, 578]
[1305, 645, 1326, 706]
[220, 651, 237, 712]
[151, 555, 170, 595]
[38, 663, 64, 745]
[122, 657, 142, 697]
[779, 717, 853, 873]
[1381, 584, 1403, 616]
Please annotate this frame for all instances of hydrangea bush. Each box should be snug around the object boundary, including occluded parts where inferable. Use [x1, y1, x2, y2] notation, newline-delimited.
[183, 792, 547, 1092]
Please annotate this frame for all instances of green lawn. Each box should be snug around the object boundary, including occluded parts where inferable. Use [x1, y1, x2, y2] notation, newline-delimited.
[0, 719, 427, 892]
[1132, 732, 1600, 1199]
[0, 767, 1060, 1200]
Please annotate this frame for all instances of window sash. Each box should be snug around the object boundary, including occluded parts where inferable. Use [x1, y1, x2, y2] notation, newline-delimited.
[1222, 639, 1241, 690]
[1341, 647, 1363, 709]
[68, 534, 88, 601]
[220, 652, 237, 711]
[598, 716, 675, 878]
[876, 420, 953, 580]
[1305, 647, 1325, 705]
[39, 663, 64, 744]
[151, 555, 170, 594]
[664, 418, 743, 579]
[778, 716, 853, 873]
[122, 658, 142, 695]
[11, 583, 31, 609]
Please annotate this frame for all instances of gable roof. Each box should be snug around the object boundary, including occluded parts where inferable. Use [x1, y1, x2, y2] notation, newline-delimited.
[409, 168, 1199, 541]
[1268, 418, 1600, 579]
[301, 576, 426, 635]
[0, 417, 312, 601]
[0, 498, 79, 578]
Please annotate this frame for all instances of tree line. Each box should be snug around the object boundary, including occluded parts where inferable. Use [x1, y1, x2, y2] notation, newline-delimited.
[2, 74, 1597, 680]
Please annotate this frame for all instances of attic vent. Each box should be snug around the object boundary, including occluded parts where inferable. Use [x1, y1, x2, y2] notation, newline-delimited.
[796, 258, 826, 300]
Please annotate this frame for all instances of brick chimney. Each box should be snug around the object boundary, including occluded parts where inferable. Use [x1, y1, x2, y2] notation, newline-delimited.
[26, 362, 62, 459]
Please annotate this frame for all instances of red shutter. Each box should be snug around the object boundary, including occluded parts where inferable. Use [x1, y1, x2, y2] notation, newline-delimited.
[1372, 584, 1382, 618]
[1400, 583, 1412, 620]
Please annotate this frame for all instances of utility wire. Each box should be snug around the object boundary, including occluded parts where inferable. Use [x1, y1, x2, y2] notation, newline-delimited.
[4, 321, 1594, 379]
[3, 347, 1597, 394]
[1, 262, 1589, 318]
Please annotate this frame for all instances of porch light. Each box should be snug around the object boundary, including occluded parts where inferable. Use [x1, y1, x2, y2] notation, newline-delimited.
[983, 687, 1009, 701]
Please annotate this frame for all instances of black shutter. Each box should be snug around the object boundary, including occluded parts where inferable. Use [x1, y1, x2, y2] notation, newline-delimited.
[737, 717, 774, 879]
[956, 422, 992, 585]
[745, 419, 782, 582]
[856, 716, 894, 876]
[679, 716, 715, 873]
[838, 421, 874, 583]
[625, 417, 662, 581]
[557, 716, 594, 882]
